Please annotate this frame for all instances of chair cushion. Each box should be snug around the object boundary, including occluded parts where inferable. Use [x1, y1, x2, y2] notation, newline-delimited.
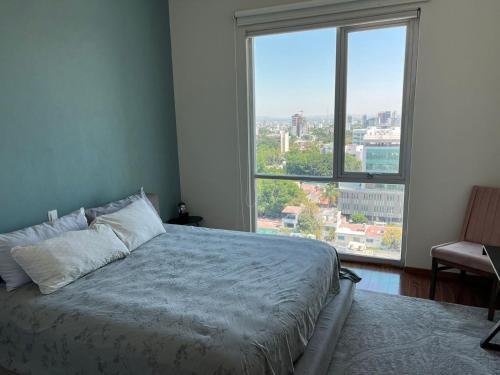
[431, 241, 494, 274]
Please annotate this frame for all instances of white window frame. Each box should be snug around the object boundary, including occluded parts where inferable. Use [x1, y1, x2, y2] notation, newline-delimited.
[234, 1, 422, 266]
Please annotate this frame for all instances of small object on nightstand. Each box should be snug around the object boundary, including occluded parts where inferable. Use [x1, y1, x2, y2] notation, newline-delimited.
[169, 202, 202, 226]
[177, 201, 189, 218]
[167, 215, 203, 227]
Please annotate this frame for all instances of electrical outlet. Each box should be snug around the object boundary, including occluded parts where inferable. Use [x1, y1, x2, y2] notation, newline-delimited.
[48, 210, 58, 223]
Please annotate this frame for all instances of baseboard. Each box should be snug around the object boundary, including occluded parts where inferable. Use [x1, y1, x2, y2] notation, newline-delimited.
[404, 266, 488, 282]
[344, 259, 488, 282]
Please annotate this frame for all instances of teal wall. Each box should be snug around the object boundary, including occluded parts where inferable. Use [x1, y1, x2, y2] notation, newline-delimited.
[0, 0, 180, 232]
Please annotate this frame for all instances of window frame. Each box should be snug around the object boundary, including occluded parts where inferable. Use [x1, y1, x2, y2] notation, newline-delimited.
[337, 20, 417, 183]
[238, 11, 420, 266]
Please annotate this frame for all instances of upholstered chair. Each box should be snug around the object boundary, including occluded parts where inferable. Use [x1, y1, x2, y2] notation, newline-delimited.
[430, 186, 500, 321]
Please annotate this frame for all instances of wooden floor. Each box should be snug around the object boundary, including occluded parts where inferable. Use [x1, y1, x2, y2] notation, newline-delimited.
[344, 261, 497, 309]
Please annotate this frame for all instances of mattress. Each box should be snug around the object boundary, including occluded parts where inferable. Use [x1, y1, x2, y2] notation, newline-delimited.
[0, 225, 346, 375]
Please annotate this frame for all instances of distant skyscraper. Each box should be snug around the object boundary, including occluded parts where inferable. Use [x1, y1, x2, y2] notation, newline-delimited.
[362, 115, 368, 128]
[377, 111, 392, 126]
[391, 111, 401, 126]
[280, 130, 289, 153]
[292, 111, 306, 137]
[353, 128, 368, 145]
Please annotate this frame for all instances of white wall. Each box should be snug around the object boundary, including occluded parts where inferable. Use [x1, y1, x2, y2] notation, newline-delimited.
[169, 0, 500, 269]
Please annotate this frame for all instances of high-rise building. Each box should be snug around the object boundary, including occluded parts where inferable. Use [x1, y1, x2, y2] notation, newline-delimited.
[347, 115, 353, 131]
[391, 111, 401, 126]
[338, 182, 404, 223]
[280, 130, 289, 153]
[362, 114, 368, 128]
[362, 127, 400, 173]
[352, 128, 367, 145]
[292, 111, 306, 137]
[377, 111, 392, 126]
[337, 126, 403, 223]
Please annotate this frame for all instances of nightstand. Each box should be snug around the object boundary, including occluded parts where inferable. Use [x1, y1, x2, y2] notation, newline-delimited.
[167, 216, 203, 227]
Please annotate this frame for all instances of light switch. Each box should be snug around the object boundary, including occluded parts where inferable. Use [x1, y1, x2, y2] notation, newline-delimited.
[48, 210, 58, 223]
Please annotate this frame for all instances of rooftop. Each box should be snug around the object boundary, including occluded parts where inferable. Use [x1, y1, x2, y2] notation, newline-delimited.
[282, 205, 302, 215]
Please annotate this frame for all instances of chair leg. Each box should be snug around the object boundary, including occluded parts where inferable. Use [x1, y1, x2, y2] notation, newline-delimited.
[430, 258, 438, 300]
[488, 278, 498, 321]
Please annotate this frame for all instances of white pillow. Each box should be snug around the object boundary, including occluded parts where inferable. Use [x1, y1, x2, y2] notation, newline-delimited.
[10, 225, 129, 294]
[92, 198, 165, 251]
[0, 208, 88, 292]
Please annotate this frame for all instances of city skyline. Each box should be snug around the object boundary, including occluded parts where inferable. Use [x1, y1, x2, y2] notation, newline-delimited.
[256, 109, 400, 122]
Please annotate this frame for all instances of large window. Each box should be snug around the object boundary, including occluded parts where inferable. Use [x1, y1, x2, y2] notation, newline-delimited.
[250, 18, 417, 262]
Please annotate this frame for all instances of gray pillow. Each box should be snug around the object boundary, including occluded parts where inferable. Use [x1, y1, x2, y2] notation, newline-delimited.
[0, 208, 88, 291]
[85, 188, 158, 223]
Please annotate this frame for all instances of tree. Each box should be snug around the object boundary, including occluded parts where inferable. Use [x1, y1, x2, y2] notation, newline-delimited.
[345, 129, 353, 145]
[325, 227, 336, 242]
[351, 213, 368, 224]
[345, 154, 362, 172]
[256, 128, 278, 147]
[256, 179, 305, 218]
[285, 144, 333, 176]
[256, 144, 283, 173]
[284, 145, 361, 176]
[279, 227, 292, 235]
[297, 201, 323, 239]
[309, 127, 333, 144]
[382, 226, 402, 250]
[321, 183, 340, 207]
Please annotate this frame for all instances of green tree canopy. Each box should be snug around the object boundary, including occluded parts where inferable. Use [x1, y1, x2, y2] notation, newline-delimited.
[325, 227, 336, 242]
[284, 146, 362, 176]
[345, 130, 353, 145]
[257, 179, 305, 218]
[309, 127, 333, 144]
[321, 183, 340, 207]
[256, 143, 282, 173]
[285, 144, 332, 176]
[297, 201, 323, 238]
[345, 153, 362, 172]
[256, 133, 362, 176]
[351, 213, 368, 224]
[382, 226, 402, 250]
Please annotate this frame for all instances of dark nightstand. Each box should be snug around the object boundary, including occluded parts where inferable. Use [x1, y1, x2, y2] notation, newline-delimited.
[167, 216, 203, 227]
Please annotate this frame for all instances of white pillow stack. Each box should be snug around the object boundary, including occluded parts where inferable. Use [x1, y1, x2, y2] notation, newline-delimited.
[5, 197, 166, 294]
[0, 208, 88, 291]
[11, 225, 129, 294]
[92, 198, 166, 251]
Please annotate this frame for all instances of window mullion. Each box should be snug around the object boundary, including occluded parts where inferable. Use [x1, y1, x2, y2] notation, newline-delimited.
[333, 27, 347, 182]
[399, 18, 418, 183]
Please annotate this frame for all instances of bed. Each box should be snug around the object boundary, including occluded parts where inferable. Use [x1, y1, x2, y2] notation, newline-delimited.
[0, 223, 356, 375]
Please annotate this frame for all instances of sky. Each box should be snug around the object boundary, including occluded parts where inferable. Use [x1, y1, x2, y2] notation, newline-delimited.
[254, 26, 406, 118]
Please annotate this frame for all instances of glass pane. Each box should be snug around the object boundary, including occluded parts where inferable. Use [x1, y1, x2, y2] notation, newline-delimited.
[344, 26, 407, 174]
[256, 179, 404, 260]
[254, 28, 336, 177]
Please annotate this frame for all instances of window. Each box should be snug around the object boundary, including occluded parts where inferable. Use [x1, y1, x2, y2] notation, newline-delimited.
[344, 26, 406, 175]
[245, 12, 418, 263]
